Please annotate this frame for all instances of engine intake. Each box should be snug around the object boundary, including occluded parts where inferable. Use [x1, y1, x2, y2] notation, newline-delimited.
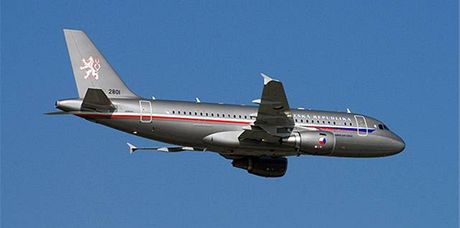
[232, 157, 287, 178]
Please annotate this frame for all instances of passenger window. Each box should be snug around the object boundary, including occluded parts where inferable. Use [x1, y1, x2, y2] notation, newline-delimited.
[211, 113, 214, 117]
[206, 113, 208, 116]
[233, 115, 236, 118]
[172, 111, 175, 114]
[189, 112, 192, 115]
[301, 119, 303, 123]
[333, 122, 336, 125]
[195, 112, 197, 115]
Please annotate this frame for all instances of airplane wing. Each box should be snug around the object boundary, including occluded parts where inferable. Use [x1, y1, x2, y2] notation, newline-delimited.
[239, 73, 295, 141]
[127, 143, 205, 154]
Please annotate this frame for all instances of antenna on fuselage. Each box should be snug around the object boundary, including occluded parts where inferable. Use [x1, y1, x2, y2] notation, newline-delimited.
[195, 97, 201, 103]
[346, 108, 351, 113]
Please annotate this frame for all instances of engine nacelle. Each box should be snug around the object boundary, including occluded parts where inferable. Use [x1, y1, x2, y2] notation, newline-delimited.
[232, 157, 287, 178]
[283, 131, 335, 155]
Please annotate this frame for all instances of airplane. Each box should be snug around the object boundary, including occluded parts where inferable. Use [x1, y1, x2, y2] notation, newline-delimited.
[49, 29, 405, 178]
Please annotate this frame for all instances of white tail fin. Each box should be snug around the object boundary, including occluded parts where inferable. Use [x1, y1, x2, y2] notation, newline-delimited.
[63, 29, 138, 98]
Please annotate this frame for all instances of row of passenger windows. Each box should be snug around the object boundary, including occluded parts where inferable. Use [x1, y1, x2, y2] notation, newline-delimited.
[171, 110, 254, 119]
[295, 119, 353, 126]
[171, 110, 353, 126]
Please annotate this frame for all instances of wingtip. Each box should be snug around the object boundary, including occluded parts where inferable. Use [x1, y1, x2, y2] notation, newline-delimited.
[260, 73, 272, 85]
[63, 28, 84, 34]
[44, 111, 70, 115]
[127, 143, 137, 154]
[260, 73, 279, 85]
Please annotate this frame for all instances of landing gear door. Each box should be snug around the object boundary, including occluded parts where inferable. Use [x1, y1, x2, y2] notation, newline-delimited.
[139, 100, 152, 123]
[354, 115, 368, 136]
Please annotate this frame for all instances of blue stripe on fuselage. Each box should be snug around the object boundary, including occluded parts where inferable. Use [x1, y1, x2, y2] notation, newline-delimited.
[303, 125, 376, 133]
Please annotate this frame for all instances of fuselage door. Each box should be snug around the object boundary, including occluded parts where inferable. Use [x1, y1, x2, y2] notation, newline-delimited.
[139, 100, 152, 123]
[354, 115, 368, 136]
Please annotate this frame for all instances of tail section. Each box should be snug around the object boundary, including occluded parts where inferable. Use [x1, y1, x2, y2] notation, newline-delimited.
[63, 29, 138, 98]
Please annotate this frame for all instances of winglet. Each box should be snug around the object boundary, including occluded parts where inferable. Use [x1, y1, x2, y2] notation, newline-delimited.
[127, 142, 137, 154]
[260, 73, 275, 85]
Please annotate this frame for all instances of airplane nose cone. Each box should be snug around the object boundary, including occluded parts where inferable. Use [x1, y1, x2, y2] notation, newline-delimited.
[389, 136, 405, 154]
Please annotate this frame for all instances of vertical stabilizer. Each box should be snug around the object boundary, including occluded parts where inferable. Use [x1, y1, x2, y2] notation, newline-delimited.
[63, 29, 138, 98]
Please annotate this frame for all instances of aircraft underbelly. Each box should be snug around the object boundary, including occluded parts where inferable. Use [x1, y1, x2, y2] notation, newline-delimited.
[98, 117, 245, 147]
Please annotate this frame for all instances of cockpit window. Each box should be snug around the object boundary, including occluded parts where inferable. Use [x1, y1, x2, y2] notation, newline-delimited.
[379, 124, 390, 130]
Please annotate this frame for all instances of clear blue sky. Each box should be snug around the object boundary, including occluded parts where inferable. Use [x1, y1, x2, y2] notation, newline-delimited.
[1, 1, 458, 227]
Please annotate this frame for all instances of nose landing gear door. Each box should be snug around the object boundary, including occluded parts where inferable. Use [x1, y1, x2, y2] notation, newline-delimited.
[354, 115, 368, 136]
[139, 100, 152, 123]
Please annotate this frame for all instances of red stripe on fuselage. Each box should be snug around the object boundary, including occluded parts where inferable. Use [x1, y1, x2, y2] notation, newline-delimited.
[76, 113, 252, 125]
[76, 113, 367, 132]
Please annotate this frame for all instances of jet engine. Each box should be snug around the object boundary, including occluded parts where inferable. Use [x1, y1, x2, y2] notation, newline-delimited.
[282, 131, 335, 155]
[232, 157, 287, 177]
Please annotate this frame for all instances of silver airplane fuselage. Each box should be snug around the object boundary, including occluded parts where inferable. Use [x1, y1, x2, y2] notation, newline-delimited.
[56, 98, 405, 158]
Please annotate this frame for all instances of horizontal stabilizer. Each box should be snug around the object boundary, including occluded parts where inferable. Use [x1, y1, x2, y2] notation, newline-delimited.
[45, 111, 74, 115]
[81, 88, 115, 112]
[45, 110, 104, 116]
